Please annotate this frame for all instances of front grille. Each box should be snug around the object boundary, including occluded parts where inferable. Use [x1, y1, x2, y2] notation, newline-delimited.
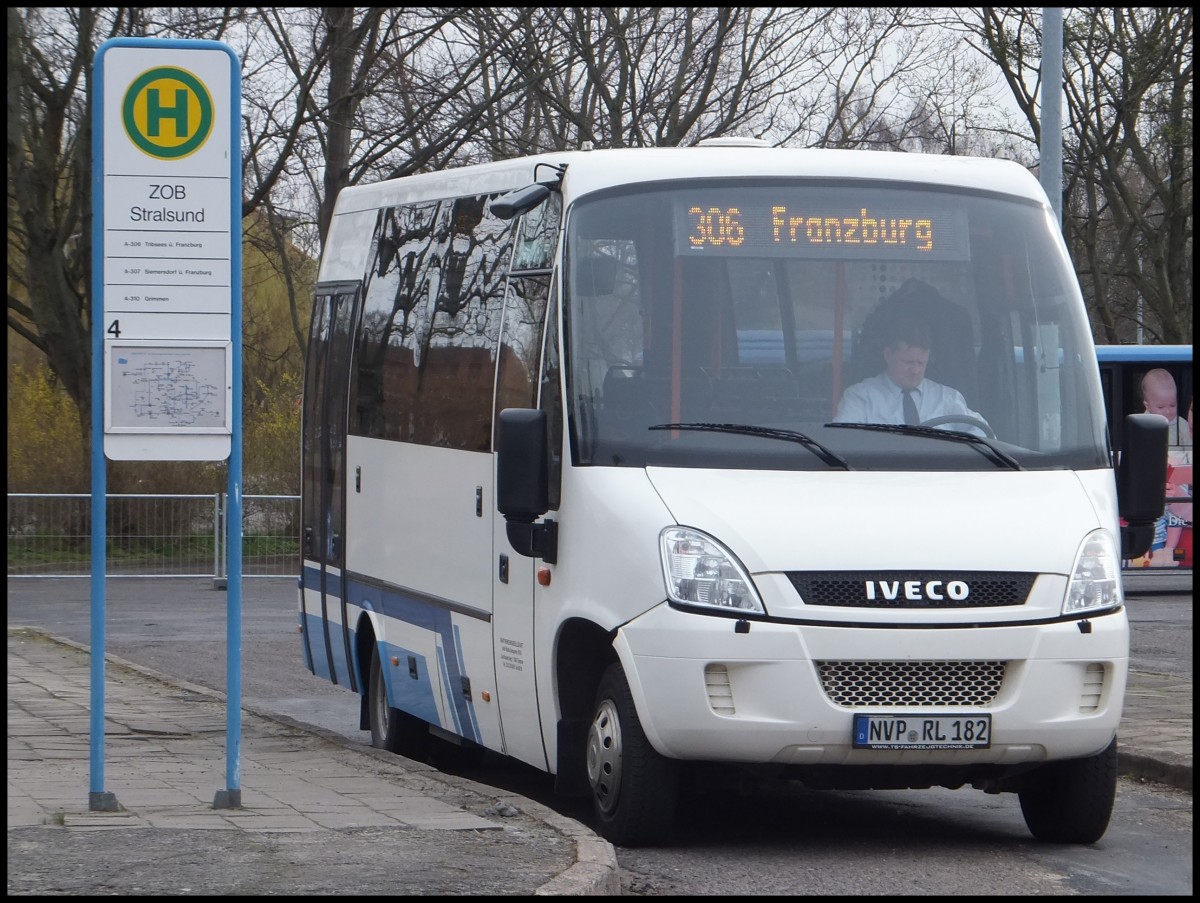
[788, 571, 1036, 608]
[817, 660, 1006, 707]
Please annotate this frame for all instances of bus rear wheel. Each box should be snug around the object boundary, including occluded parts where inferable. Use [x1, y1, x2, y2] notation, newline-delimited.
[1018, 738, 1118, 843]
[368, 645, 430, 762]
[586, 662, 679, 846]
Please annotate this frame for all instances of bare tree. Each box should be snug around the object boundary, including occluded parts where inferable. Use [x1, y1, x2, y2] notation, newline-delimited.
[8, 7, 104, 471]
[953, 7, 1193, 344]
[469, 8, 844, 150]
[461, 8, 1011, 156]
[806, 8, 1003, 153]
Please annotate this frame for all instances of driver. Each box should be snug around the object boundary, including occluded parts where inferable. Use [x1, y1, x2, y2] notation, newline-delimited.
[834, 315, 990, 437]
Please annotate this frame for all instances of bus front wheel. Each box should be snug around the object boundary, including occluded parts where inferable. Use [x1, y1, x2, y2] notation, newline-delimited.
[1018, 738, 1118, 843]
[586, 662, 679, 846]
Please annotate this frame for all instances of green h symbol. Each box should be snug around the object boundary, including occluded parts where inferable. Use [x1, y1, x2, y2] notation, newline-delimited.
[146, 88, 189, 138]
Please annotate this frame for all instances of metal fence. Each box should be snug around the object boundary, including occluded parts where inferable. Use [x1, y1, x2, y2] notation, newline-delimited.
[7, 493, 300, 579]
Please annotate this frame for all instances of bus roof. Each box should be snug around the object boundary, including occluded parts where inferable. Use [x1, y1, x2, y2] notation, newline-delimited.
[1094, 344, 1193, 363]
[330, 146, 1049, 216]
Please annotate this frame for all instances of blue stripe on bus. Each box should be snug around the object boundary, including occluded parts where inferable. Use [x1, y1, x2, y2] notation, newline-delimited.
[452, 623, 480, 741]
[378, 636, 440, 726]
[435, 644, 462, 735]
[300, 563, 481, 744]
[301, 609, 353, 683]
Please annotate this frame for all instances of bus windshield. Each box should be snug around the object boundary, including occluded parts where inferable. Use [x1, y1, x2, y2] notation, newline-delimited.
[565, 178, 1109, 472]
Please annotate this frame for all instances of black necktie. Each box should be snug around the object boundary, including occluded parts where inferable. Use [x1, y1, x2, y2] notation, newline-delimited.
[902, 388, 920, 425]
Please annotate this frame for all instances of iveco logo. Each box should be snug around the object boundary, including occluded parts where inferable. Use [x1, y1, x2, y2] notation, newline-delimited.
[864, 580, 970, 601]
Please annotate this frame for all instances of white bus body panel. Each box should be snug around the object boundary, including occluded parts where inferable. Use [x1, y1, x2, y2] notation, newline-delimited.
[544, 465, 1126, 765]
[346, 437, 493, 611]
[341, 435, 549, 767]
[342, 436, 506, 752]
[528, 467, 677, 764]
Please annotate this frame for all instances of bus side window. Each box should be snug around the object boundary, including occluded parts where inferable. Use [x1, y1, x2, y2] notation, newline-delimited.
[495, 276, 550, 428]
[512, 194, 561, 272]
[540, 285, 564, 511]
[354, 201, 441, 441]
[354, 193, 518, 451]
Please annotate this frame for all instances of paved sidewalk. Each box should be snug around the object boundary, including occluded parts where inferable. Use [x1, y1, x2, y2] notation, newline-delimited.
[6, 628, 620, 896]
[8, 626, 1192, 896]
[1117, 668, 1193, 792]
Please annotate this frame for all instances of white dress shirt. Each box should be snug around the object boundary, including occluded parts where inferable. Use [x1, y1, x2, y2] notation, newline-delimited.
[833, 373, 990, 437]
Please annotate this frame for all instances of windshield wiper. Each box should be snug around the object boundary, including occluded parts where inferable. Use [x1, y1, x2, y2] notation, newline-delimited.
[649, 422, 852, 470]
[824, 423, 1023, 470]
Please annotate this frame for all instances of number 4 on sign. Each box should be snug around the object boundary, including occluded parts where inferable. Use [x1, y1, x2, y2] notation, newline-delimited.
[107, 320, 121, 338]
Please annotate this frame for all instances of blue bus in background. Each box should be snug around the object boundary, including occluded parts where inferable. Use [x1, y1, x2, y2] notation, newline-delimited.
[1096, 344, 1192, 572]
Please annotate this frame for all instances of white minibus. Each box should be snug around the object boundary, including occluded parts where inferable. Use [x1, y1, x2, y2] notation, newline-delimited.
[299, 141, 1167, 846]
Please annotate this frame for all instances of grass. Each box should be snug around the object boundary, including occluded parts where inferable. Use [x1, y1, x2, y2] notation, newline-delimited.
[7, 533, 297, 570]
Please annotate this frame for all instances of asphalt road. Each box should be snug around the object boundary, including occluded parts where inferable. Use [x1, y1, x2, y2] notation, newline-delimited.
[6, 574, 1192, 895]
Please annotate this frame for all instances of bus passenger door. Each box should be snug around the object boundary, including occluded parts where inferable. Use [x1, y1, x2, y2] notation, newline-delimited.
[300, 285, 359, 688]
[491, 512, 546, 769]
[489, 274, 554, 771]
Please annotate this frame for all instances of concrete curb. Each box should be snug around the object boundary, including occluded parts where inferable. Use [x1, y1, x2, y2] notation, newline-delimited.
[1119, 750, 1193, 794]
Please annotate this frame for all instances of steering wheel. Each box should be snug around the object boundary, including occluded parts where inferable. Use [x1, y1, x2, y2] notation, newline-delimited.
[919, 414, 996, 440]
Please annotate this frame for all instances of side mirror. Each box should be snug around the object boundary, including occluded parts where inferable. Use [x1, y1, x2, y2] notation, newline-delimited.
[491, 184, 551, 220]
[1116, 412, 1169, 559]
[496, 408, 556, 562]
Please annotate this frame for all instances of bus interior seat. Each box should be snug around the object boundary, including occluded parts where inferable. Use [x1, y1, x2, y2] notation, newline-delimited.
[600, 366, 712, 434]
[706, 367, 805, 422]
[846, 277, 980, 406]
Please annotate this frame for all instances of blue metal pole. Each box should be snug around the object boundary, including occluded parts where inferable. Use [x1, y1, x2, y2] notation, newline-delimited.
[224, 54, 245, 804]
[88, 42, 118, 813]
[89, 154, 107, 804]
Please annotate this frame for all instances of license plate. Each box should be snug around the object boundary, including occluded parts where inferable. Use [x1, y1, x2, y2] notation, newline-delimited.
[852, 713, 991, 750]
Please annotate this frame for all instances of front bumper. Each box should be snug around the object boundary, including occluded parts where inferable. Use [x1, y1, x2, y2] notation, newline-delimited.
[614, 602, 1128, 767]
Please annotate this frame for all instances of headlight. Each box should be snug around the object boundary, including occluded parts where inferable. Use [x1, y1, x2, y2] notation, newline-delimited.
[659, 527, 765, 614]
[1063, 529, 1123, 615]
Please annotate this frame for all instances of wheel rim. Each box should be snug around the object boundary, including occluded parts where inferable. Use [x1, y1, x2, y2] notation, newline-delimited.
[587, 697, 623, 816]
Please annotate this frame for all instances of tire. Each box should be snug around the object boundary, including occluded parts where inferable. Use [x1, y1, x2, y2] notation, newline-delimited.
[367, 645, 430, 761]
[586, 662, 680, 846]
[1018, 738, 1118, 843]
